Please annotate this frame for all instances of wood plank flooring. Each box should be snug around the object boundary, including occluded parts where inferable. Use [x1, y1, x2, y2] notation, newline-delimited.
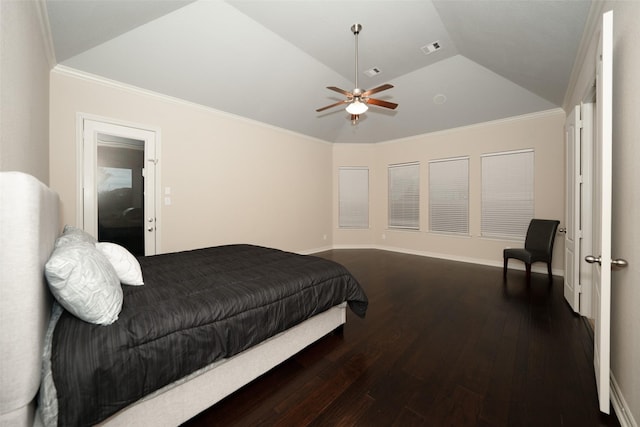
[183, 249, 621, 426]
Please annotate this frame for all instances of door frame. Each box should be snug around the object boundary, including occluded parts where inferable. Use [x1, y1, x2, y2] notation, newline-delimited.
[579, 101, 594, 318]
[564, 105, 581, 313]
[564, 102, 594, 317]
[76, 113, 161, 254]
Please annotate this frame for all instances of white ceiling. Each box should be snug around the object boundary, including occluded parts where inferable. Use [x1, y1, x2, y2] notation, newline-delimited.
[45, 0, 592, 143]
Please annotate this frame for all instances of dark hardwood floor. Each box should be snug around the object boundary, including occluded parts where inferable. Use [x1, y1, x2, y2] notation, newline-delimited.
[183, 249, 621, 427]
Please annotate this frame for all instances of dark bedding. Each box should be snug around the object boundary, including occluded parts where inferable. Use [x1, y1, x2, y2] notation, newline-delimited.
[50, 244, 367, 426]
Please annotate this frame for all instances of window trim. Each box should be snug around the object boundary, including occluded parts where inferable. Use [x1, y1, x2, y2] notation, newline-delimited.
[388, 162, 420, 230]
[481, 149, 534, 240]
[428, 156, 470, 236]
[338, 166, 369, 229]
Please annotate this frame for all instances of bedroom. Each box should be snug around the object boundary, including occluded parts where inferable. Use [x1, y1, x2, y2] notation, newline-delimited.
[1, 0, 639, 426]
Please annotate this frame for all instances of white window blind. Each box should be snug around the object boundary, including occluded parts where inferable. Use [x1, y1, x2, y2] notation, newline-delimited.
[388, 162, 420, 230]
[429, 157, 469, 234]
[338, 167, 369, 228]
[481, 149, 534, 239]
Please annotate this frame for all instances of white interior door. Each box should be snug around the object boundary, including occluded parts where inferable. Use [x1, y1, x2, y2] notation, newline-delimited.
[564, 105, 581, 313]
[82, 118, 158, 256]
[587, 10, 613, 414]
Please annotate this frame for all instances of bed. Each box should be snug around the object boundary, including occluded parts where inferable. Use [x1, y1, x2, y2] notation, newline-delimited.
[0, 172, 368, 427]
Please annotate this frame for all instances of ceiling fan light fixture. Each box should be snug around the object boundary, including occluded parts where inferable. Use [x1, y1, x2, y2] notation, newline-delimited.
[346, 99, 368, 115]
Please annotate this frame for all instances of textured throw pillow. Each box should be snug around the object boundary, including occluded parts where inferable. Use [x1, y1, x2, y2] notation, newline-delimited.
[45, 241, 123, 325]
[96, 242, 144, 286]
[54, 225, 97, 248]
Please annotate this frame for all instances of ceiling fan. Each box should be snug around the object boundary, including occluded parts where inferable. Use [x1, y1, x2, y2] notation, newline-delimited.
[316, 24, 398, 124]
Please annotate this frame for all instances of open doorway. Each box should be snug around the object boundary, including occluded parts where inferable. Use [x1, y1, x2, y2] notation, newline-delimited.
[81, 117, 158, 256]
[97, 135, 145, 256]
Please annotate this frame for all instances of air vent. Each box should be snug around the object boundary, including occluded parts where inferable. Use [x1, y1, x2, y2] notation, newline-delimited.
[421, 41, 441, 55]
[364, 67, 381, 77]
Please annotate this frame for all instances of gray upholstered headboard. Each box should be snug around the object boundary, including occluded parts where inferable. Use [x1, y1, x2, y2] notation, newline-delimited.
[0, 172, 59, 425]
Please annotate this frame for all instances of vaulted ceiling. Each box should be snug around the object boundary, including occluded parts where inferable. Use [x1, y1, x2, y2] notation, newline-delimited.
[45, 0, 592, 143]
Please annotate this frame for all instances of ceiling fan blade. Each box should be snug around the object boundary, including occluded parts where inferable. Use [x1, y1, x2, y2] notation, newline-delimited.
[327, 86, 353, 97]
[316, 100, 349, 112]
[366, 97, 398, 110]
[361, 83, 394, 97]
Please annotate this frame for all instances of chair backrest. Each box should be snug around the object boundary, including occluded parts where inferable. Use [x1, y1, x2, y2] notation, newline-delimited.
[524, 219, 560, 256]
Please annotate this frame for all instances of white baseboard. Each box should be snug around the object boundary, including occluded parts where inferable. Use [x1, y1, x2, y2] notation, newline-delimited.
[611, 373, 638, 427]
[298, 244, 333, 255]
[327, 244, 565, 277]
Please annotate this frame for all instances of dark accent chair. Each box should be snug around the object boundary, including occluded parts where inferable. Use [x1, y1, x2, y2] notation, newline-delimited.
[503, 219, 560, 284]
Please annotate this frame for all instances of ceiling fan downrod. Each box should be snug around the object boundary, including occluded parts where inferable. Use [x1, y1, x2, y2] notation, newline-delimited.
[351, 23, 362, 91]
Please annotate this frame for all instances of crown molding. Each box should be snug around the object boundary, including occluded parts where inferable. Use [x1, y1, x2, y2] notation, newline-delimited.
[378, 108, 565, 146]
[563, 0, 608, 111]
[34, 0, 56, 69]
[51, 65, 332, 146]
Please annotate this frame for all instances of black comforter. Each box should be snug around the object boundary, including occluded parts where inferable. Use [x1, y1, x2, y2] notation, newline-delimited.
[51, 245, 367, 426]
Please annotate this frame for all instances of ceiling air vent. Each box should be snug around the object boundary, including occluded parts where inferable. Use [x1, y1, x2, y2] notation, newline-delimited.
[364, 67, 381, 77]
[421, 41, 441, 55]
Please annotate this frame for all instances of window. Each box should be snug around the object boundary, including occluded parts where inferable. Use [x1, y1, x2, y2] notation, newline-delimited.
[429, 157, 469, 234]
[481, 149, 534, 239]
[338, 167, 369, 228]
[98, 167, 132, 193]
[388, 162, 420, 229]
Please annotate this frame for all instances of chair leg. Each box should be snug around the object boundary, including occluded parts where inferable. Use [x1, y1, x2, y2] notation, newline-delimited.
[503, 257, 508, 278]
[547, 262, 553, 281]
[525, 263, 531, 286]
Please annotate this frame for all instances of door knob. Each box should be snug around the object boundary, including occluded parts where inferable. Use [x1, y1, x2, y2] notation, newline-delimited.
[147, 226, 154, 232]
[585, 255, 628, 268]
[585, 255, 601, 265]
[612, 258, 628, 268]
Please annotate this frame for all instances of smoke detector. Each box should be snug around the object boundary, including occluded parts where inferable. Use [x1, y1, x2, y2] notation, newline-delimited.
[433, 94, 447, 105]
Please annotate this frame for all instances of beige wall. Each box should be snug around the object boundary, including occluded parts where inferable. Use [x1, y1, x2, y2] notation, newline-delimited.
[333, 110, 566, 271]
[0, 0, 51, 184]
[564, 2, 640, 425]
[49, 69, 333, 254]
[49, 69, 565, 270]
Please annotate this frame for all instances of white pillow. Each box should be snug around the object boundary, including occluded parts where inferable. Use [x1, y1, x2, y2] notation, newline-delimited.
[45, 242, 123, 325]
[54, 224, 97, 248]
[96, 242, 144, 286]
